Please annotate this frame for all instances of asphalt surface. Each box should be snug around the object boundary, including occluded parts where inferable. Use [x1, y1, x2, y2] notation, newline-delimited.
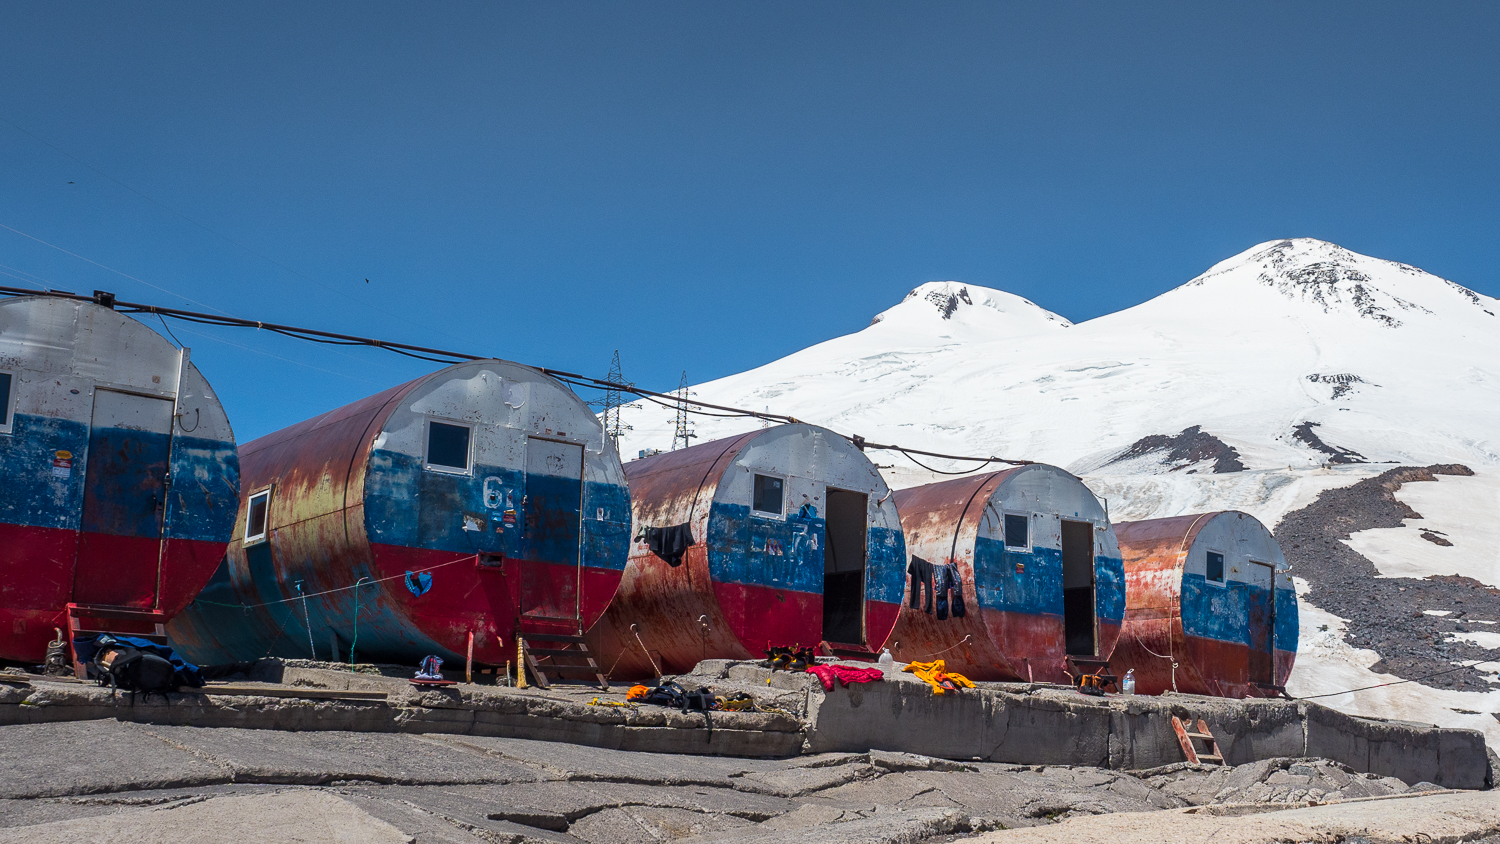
[0, 720, 1433, 843]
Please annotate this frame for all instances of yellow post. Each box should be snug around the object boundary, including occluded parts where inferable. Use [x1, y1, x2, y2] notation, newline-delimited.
[516, 635, 528, 689]
[465, 630, 474, 685]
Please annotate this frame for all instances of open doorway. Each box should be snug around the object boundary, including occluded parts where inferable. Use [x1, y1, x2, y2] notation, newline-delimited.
[1061, 520, 1096, 656]
[822, 488, 867, 644]
[1247, 561, 1275, 685]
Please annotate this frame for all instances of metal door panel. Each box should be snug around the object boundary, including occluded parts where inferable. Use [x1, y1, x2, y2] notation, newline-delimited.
[1247, 561, 1275, 684]
[75, 390, 174, 607]
[519, 438, 583, 621]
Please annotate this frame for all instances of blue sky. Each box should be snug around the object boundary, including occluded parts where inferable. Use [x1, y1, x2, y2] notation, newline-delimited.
[2, 3, 1496, 442]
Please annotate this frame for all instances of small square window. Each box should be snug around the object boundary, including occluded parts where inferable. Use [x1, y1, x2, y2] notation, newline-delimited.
[245, 490, 270, 543]
[0, 371, 12, 432]
[1004, 514, 1029, 549]
[426, 421, 471, 472]
[1206, 551, 1225, 583]
[752, 474, 784, 516]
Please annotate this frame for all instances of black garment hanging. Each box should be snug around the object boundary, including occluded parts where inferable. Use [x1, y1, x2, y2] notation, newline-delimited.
[947, 563, 967, 619]
[908, 556, 935, 613]
[934, 563, 953, 620]
[642, 523, 696, 567]
[932, 563, 967, 620]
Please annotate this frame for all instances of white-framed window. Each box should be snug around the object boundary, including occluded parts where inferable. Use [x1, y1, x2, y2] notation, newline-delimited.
[425, 419, 473, 474]
[752, 473, 784, 516]
[1205, 549, 1226, 585]
[1003, 512, 1030, 550]
[245, 488, 271, 545]
[0, 369, 15, 435]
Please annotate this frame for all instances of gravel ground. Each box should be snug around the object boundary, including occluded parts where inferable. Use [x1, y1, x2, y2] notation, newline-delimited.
[1273, 463, 1500, 692]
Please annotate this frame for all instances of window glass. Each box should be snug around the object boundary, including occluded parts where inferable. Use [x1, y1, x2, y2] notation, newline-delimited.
[1004, 514, 1029, 548]
[245, 491, 270, 542]
[1206, 551, 1225, 583]
[427, 421, 471, 471]
[0, 371, 11, 428]
[752, 474, 784, 516]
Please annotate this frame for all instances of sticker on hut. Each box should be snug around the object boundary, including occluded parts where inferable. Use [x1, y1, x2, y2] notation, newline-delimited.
[503, 509, 517, 525]
[51, 451, 72, 479]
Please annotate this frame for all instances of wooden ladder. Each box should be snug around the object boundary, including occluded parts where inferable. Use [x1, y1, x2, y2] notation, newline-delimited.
[1172, 716, 1225, 765]
[66, 604, 169, 679]
[516, 629, 609, 691]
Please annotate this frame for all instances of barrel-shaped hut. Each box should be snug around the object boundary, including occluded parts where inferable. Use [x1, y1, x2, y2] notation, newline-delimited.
[168, 359, 631, 666]
[1107, 511, 1297, 697]
[0, 293, 239, 662]
[587, 424, 906, 678]
[886, 465, 1124, 683]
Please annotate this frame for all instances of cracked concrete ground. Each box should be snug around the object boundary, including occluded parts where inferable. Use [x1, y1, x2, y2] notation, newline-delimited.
[0, 720, 1465, 843]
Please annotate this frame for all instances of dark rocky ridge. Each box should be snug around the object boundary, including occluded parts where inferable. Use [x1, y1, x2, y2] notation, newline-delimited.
[1291, 421, 1367, 464]
[1107, 426, 1246, 474]
[1274, 463, 1498, 692]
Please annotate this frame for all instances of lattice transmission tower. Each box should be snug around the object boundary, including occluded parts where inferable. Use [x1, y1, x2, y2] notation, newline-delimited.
[671, 371, 696, 451]
[600, 349, 633, 447]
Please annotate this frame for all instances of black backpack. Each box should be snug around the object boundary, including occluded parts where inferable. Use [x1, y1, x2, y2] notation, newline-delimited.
[94, 647, 178, 702]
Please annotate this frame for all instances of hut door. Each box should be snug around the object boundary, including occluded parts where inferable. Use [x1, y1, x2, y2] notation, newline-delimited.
[1060, 520, 1096, 656]
[822, 488, 867, 644]
[74, 389, 175, 609]
[518, 437, 584, 623]
[1247, 561, 1275, 685]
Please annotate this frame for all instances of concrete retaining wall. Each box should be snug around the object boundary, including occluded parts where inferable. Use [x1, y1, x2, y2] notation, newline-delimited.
[697, 662, 1490, 789]
[4, 660, 1491, 790]
[0, 673, 804, 759]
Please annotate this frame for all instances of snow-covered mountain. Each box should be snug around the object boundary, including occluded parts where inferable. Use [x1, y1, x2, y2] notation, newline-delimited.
[615, 238, 1500, 746]
[620, 238, 1498, 494]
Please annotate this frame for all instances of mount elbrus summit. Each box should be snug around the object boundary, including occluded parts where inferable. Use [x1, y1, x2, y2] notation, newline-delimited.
[618, 238, 1500, 745]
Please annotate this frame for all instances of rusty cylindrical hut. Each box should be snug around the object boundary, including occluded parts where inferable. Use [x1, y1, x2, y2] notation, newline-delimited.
[168, 359, 631, 666]
[0, 294, 239, 662]
[587, 423, 906, 678]
[886, 465, 1124, 683]
[1107, 512, 1297, 697]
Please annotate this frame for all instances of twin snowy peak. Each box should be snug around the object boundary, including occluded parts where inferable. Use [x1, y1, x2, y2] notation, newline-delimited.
[619, 239, 1500, 477]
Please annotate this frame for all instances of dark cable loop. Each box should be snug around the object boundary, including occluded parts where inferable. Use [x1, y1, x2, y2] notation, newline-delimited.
[3, 284, 1029, 466]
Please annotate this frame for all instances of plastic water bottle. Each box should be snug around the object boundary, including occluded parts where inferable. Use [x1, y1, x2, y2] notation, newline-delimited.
[878, 648, 895, 672]
[1123, 668, 1136, 695]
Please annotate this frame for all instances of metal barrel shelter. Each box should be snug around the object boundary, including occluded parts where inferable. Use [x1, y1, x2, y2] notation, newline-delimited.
[168, 359, 631, 666]
[1107, 511, 1297, 698]
[0, 294, 239, 662]
[886, 465, 1124, 683]
[587, 423, 907, 678]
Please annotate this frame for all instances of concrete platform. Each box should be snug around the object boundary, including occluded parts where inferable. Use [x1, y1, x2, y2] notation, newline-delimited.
[964, 790, 1500, 843]
[687, 660, 1494, 790]
[0, 663, 803, 759]
[0, 719, 1459, 844]
[2, 657, 1491, 790]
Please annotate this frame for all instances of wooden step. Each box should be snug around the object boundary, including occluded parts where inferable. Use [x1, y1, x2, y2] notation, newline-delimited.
[69, 606, 168, 622]
[1171, 716, 1226, 766]
[66, 603, 170, 680]
[526, 647, 597, 658]
[516, 632, 608, 691]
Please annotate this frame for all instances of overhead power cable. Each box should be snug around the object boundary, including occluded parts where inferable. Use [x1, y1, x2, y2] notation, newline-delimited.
[1293, 658, 1500, 701]
[0, 117, 466, 347]
[0, 285, 1034, 468]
